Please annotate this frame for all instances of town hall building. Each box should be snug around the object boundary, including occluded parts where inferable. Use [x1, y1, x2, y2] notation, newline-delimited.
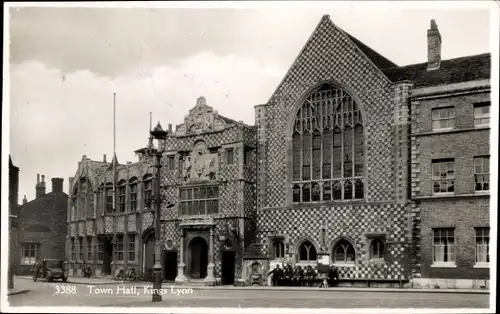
[65, 15, 491, 288]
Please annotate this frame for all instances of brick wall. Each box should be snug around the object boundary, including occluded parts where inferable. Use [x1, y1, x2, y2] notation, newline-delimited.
[419, 198, 489, 279]
[19, 192, 68, 274]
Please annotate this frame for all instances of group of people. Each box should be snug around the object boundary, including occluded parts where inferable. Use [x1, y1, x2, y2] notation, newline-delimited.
[268, 263, 339, 287]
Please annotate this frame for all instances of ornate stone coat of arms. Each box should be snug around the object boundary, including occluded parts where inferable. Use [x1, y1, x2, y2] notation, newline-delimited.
[182, 141, 219, 182]
[175, 96, 227, 136]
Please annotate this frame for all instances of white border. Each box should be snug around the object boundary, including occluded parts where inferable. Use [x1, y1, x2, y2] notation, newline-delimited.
[2, 1, 498, 314]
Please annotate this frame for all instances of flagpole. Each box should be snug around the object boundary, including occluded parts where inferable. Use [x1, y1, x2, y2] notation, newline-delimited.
[112, 92, 116, 212]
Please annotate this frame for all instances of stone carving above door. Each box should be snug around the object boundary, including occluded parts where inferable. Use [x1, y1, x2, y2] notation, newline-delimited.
[181, 141, 219, 183]
[175, 97, 227, 136]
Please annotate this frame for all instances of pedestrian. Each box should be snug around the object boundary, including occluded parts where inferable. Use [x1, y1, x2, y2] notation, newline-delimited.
[305, 265, 317, 287]
[327, 266, 339, 287]
[268, 264, 284, 286]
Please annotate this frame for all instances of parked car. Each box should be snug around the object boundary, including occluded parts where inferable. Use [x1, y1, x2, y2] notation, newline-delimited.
[32, 259, 68, 282]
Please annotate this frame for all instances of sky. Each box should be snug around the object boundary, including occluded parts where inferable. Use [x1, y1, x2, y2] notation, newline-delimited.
[5, 2, 495, 203]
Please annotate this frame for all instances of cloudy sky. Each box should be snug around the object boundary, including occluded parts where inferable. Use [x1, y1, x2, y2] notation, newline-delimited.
[6, 2, 494, 203]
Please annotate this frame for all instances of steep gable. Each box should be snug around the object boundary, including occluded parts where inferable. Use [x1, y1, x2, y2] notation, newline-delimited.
[267, 14, 394, 105]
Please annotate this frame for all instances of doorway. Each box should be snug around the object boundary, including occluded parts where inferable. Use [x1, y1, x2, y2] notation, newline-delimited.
[188, 237, 208, 279]
[163, 251, 178, 282]
[143, 232, 155, 281]
[102, 238, 113, 275]
[221, 251, 235, 285]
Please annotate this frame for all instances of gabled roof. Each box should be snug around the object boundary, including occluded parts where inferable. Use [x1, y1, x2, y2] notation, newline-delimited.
[382, 53, 491, 88]
[343, 32, 398, 69]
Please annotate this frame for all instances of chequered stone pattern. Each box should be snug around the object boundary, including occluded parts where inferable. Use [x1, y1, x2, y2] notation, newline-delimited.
[115, 215, 125, 233]
[78, 222, 85, 236]
[128, 214, 136, 232]
[219, 182, 238, 217]
[162, 221, 180, 249]
[86, 221, 93, 236]
[104, 216, 113, 233]
[258, 16, 397, 209]
[257, 203, 410, 280]
[142, 212, 154, 231]
[161, 186, 179, 220]
[244, 183, 257, 218]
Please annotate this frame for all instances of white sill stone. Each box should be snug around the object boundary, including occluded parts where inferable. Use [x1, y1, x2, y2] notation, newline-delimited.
[473, 263, 489, 269]
[431, 263, 457, 268]
[333, 263, 356, 268]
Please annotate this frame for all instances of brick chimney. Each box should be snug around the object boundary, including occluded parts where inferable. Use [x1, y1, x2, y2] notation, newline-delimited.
[35, 174, 46, 198]
[69, 177, 74, 194]
[22, 194, 28, 205]
[427, 19, 442, 71]
[52, 177, 64, 193]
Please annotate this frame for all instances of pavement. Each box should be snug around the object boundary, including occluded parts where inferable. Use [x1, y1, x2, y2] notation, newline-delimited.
[15, 275, 490, 294]
[6, 279, 491, 309]
[7, 288, 30, 296]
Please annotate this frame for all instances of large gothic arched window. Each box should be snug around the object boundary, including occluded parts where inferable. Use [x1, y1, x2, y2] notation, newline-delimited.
[292, 84, 364, 203]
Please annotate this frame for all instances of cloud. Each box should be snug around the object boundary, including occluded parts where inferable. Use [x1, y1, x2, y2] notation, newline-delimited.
[9, 51, 284, 201]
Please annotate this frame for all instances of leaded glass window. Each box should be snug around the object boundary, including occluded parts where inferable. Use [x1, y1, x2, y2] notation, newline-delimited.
[292, 84, 364, 203]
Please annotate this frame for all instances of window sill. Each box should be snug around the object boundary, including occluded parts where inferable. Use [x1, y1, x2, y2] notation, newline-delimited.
[431, 263, 457, 268]
[333, 263, 356, 268]
[473, 263, 489, 269]
[414, 193, 490, 200]
[368, 259, 386, 264]
[20, 263, 36, 266]
[415, 126, 489, 137]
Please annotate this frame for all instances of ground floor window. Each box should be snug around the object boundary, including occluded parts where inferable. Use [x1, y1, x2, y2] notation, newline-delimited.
[298, 241, 317, 262]
[21, 243, 40, 265]
[116, 235, 124, 261]
[432, 228, 455, 264]
[87, 236, 93, 261]
[97, 238, 104, 261]
[129, 234, 136, 261]
[78, 237, 84, 261]
[273, 240, 285, 259]
[71, 238, 76, 261]
[333, 239, 355, 264]
[370, 239, 385, 261]
[475, 227, 490, 264]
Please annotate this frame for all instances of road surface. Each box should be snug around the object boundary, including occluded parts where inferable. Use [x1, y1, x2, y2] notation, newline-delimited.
[7, 277, 490, 309]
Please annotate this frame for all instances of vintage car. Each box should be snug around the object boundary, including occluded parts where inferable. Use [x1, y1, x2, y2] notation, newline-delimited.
[32, 259, 68, 282]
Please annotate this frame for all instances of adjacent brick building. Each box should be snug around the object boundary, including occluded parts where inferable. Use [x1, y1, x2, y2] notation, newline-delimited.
[17, 174, 68, 275]
[8, 156, 20, 288]
[65, 16, 491, 288]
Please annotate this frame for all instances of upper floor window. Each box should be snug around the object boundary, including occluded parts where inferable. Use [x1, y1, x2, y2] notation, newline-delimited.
[106, 185, 114, 213]
[167, 155, 175, 171]
[298, 241, 317, 262]
[118, 184, 126, 213]
[474, 156, 490, 192]
[475, 227, 490, 264]
[432, 228, 455, 264]
[226, 148, 234, 165]
[129, 180, 138, 211]
[144, 177, 153, 208]
[333, 239, 355, 264]
[179, 186, 219, 216]
[474, 102, 490, 127]
[432, 159, 455, 194]
[244, 148, 252, 166]
[88, 187, 94, 217]
[292, 84, 364, 203]
[431, 107, 455, 131]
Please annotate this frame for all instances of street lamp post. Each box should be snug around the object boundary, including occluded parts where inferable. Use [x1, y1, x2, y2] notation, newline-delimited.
[146, 121, 174, 302]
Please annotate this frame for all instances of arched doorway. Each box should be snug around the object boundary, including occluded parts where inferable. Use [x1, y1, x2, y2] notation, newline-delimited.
[142, 229, 155, 281]
[188, 237, 208, 279]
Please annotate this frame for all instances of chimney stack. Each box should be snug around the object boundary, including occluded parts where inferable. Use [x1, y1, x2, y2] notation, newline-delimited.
[69, 177, 74, 194]
[35, 174, 46, 198]
[168, 124, 172, 133]
[22, 194, 28, 205]
[427, 19, 442, 71]
[103, 154, 107, 163]
[52, 178, 64, 193]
